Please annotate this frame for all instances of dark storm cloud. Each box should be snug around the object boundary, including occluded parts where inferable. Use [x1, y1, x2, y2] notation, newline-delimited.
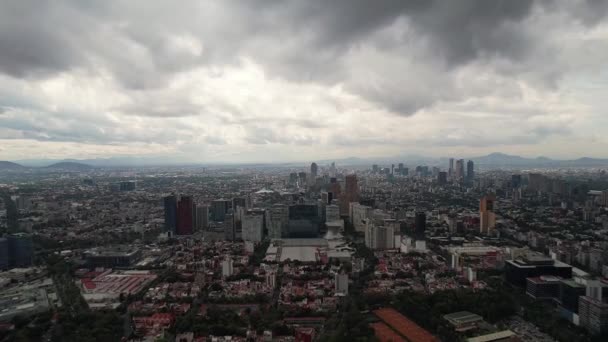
[0, 0, 606, 123]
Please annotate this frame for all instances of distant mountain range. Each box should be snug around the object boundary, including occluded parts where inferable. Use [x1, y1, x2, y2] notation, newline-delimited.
[2, 152, 608, 170]
[0, 161, 94, 172]
[0, 161, 26, 170]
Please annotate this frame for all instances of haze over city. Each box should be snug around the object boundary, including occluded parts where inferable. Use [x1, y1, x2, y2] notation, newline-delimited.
[1, 0, 608, 163]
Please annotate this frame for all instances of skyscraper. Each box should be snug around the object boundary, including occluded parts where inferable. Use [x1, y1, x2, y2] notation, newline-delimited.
[438, 171, 447, 185]
[7, 233, 33, 268]
[211, 199, 228, 222]
[164, 195, 177, 234]
[480, 194, 496, 235]
[195, 205, 209, 231]
[466, 160, 474, 182]
[455, 159, 465, 181]
[415, 211, 426, 238]
[449, 158, 454, 177]
[340, 174, 359, 216]
[310, 162, 318, 179]
[0, 238, 8, 270]
[176, 196, 194, 235]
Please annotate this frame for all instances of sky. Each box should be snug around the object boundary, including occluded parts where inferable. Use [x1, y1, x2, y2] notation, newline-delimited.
[0, 0, 608, 163]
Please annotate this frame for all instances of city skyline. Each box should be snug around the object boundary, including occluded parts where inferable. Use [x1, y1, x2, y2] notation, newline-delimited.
[1, 1, 608, 162]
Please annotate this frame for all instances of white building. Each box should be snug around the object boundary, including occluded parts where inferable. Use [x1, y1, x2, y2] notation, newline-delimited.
[222, 258, 233, 278]
[364, 222, 395, 250]
[335, 272, 349, 296]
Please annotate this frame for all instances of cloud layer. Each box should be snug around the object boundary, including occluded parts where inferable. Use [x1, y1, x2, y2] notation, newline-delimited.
[0, 0, 607, 162]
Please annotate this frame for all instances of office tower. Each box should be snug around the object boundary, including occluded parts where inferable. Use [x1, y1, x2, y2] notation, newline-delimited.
[415, 211, 426, 238]
[195, 205, 209, 231]
[242, 214, 264, 242]
[267, 204, 289, 239]
[449, 158, 454, 177]
[310, 162, 318, 179]
[232, 197, 247, 211]
[7, 233, 33, 268]
[163, 195, 178, 234]
[511, 174, 522, 188]
[298, 172, 307, 186]
[480, 194, 496, 235]
[211, 199, 228, 222]
[176, 196, 194, 235]
[455, 159, 465, 181]
[340, 174, 359, 216]
[0, 238, 8, 270]
[329, 178, 341, 204]
[329, 162, 336, 177]
[398, 163, 404, 175]
[288, 204, 320, 238]
[391, 164, 395, 175]
[466, 160, 474, 182]
[372, 164, 379, 173]
[325, 204, 340, 222]
[223, 212, 235, 240]
[365, 222, 395, 250]
[288, 172, 297, 185]
[438, 172, 447, 185]
[335, 273, 349, 295]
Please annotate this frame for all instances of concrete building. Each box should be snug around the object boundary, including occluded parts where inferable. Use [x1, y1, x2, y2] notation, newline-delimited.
[480, 195, 497, 235]
[335, 272, 348, 296]
[222, 258, 234, 278]
[350, 203, 372, 233]
[242, 214, 264, 242]
[267, 204, 289, 239]
[325, 204, 340, 222]
[365, 222, 395, 250]
[195, 205, 209, 231]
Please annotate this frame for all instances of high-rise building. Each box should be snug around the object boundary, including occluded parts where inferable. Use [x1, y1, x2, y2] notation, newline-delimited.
[242, 214, 264, 242]
[340, 174, 359, 216]
[335, 272, 349, 296]
[449, 158, 454, 177]
[223, 212, 235, 241]
[267, 204, 289, 239]
[350, 203, 373, 232]
[310, 162, 318, 179]
[211, 199, 229, 222]
[511, 174, 522, 188]
[288, 204, 320, 238]
[195, 205, 209, 231]
[7, 233, 33, 268]
[372, 164, 379, 173]
[365, 222, 395, 250]
[579, 294, 608, 335]
[480, 195, 496, 235]
[163, 195, 177, 234]
[438, 172, 447, 185]
[415, 211, 426, 238]
[455, 159, 465, 181]
[176, 196, 194, 235]
[0, 238, 8, 270]
[466, 160, 474, 182]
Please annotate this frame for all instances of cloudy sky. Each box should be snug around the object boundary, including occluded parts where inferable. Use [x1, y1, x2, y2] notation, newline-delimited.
[1, 0, 607, 163]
